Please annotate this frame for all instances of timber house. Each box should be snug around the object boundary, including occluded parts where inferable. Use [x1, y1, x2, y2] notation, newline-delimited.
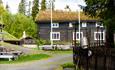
[35, 10, 105, 45]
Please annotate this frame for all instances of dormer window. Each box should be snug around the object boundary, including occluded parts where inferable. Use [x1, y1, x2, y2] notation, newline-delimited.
[96, 23, 103, 27]
[52, 23, 59, 28]
[82, 22, 87, 27]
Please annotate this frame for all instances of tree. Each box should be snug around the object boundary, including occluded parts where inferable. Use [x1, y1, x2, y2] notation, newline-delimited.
[64, 5, 71, 11]
[2, 12, 37, 38]
[6, 3, 10, 12]
[0, 0, 3, 5]
[84, 0, 115, 48]
[41, 0, 46, 10]
[47, 0, 55, 10]
[32, 0, 39, 20]
[18, 0, 26, 15]
[0, 4, 5, 16]
[27, 1, 31, 16]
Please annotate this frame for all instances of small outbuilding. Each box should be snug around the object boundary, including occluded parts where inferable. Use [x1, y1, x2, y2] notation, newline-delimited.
[20, 36, 37, 48]
[20, 31, 37, 48]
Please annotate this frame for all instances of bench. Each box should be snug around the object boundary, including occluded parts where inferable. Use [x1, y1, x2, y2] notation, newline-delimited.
[0, 51, 22, 61]
[0, 55, 17, 61]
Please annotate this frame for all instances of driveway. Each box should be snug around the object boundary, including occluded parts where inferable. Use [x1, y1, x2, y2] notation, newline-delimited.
[0, 54, 72, 70]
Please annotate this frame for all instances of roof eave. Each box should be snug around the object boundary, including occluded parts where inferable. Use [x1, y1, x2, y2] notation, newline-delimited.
[36, 19, 98, 23]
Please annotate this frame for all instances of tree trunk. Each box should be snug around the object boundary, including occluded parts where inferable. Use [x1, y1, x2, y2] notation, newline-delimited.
[106, 23, 114, 48]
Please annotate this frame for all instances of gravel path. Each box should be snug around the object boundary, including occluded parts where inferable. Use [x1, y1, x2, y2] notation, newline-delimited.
[0, 54, 72, 70]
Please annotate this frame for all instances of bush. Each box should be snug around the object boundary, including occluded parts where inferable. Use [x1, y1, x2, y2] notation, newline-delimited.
[37, 39, 51, 46]
[61, 63, 75, 68]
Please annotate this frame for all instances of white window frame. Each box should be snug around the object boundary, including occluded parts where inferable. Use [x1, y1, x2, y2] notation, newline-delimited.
[52, 23, 59, 28]
[73, 32, 83, 40]
[82, 22, 87, 27]
[50, 32, 60, 40]
[94, 31, 105, 40]
[96, 23, 103, 27]
[69, 23, 73, 27]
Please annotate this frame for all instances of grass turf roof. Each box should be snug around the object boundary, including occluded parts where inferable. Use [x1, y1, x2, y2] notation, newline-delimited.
[0, 30, 19, 40]
[0, 21, 4, 25]
[35, 10, 98, 23]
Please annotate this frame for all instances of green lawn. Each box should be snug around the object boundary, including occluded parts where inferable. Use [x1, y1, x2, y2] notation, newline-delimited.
[41, 50, 72, 55]
[0, 54, 50, 64]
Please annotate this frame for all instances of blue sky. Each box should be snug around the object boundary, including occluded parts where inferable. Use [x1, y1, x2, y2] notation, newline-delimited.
[2, 0, 86, 14]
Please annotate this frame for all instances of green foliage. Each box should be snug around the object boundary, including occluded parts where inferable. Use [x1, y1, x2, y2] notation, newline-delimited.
[0, 4, 5, 16]
[0, 54, 50, 64]
[61, 62, 75, 68]
[32, 0, 39, 20]
[84, 0, 115, 48]
[0, 30, 19, 40]
[2, 12, 37, 38]
[18, 0, 26, 15]
[37, 39, 51, 45]
[84, 0, 115, 18]
[61, 62, 81, 70]
[41, 0, 46, 10]
[53, 41, 71, 45]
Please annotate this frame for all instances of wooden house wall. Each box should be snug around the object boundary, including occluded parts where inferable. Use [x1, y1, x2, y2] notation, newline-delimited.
[37, 22, 106, 44]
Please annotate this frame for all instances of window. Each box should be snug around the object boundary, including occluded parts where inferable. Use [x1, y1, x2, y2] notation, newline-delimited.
[52, 23, 59, 28]
[73, 32, 83, 40]
[50, 32, 60, 40]
[69, 23, 73, 27]
[94, 32, 105, 40]
[96, 23, 103, 27]
[82, 22, 87, 27]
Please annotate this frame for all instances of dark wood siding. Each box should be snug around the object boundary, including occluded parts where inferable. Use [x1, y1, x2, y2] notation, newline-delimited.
[37, 21, 106, 45]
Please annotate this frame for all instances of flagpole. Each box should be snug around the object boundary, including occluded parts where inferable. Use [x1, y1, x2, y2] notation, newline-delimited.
[78, 7, 81, 46]
[50, 0, 53, 47]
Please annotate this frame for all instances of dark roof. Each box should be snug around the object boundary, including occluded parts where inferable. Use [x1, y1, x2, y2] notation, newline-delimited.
[21, 36, 33, 40]
[35, 10, 98, 23]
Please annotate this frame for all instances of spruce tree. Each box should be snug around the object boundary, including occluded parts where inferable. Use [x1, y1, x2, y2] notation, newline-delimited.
[47, 0, 55, 10]
[27, 1, 31, 16]
[18, 0, 26, 15]
[41, 0, 46, 10]
[32, 0, 39, 20]
[6, 3, 10, 12]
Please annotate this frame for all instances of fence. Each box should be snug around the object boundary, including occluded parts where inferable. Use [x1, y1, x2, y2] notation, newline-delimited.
[73, 45, 115, 70]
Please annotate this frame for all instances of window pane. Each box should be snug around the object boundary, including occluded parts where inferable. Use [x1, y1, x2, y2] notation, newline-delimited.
[52, 23, 59, 28]
[101, 32, 103, 40]
[54, 34, 56, 39]
[51, 32, 60, 40]
[73, 32, 83, 40]
[57, 34, 59, 39]
[96, 33, 100, 40]
[76, 33, 79, 39]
